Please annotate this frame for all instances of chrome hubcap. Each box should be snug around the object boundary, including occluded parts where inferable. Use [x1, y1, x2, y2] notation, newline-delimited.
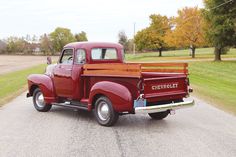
[97, 101, 110, 121]
[35, 92, 45, 108]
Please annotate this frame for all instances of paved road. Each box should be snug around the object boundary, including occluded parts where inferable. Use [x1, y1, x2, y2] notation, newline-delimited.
[0, 93, 236, 157]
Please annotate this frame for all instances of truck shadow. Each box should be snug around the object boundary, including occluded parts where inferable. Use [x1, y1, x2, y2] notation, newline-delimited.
[49, 106, 172, 128]
[50, 106, 94, 119]
[115, 115, 171, 128]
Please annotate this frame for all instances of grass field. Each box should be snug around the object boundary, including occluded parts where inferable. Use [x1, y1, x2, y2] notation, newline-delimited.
[189, 61, 236, 115]
[126, 48, 236, 62]
[0, 64, 46, 106]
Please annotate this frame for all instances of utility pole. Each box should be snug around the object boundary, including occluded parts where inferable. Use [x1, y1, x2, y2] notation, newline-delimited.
[133, 22, 136, 55]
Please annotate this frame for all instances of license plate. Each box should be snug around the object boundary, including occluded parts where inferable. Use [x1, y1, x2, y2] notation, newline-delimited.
[134, 99, 146, 108]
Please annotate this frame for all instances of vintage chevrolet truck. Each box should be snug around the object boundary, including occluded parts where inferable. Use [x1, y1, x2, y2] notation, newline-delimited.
[27, 42, 194, 126]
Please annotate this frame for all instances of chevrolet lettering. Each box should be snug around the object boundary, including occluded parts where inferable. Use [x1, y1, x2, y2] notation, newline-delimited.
[152, 83, 178, 90]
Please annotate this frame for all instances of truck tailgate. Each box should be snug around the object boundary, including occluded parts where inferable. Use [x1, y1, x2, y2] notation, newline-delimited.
[143, 75, 188, 101]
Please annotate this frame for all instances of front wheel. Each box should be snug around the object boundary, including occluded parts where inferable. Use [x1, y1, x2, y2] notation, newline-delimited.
[93, 96, 119, 126]
[148, 111, 169, 120]
[33, 88, 52, 112]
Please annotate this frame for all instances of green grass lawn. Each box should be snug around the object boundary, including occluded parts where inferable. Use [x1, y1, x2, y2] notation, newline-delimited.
[189, 61, 236, 115]
[126, 48, 236, 62]
[0, 64, 46, 106]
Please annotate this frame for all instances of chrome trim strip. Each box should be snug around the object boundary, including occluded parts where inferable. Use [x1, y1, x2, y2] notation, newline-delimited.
[135, 99, 194, 114]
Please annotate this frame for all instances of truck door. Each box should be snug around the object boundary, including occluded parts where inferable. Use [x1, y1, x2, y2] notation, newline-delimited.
[71, 49, 86, 100]
[53, 49, 74, 98]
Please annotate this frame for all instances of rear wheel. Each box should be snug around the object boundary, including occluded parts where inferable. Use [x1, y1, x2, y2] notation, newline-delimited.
[33, 88, 52, 112]
[148, 111, 169, 120]
[94, 96, 119, 126]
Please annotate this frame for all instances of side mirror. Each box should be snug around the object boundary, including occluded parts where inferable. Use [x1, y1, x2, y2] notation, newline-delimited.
[47, 56, 52, 65]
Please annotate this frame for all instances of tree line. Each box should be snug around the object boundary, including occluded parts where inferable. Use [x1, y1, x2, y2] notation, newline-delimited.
[0, 27, 88, 55]
[118, 0, 236, 61]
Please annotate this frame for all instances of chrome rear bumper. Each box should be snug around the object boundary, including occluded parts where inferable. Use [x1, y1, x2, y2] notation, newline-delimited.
[135, 99, 194, 114]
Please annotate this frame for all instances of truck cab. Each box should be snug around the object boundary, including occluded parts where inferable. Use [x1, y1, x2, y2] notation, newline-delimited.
[27, 42, 194, 126]
[50, 42, 124, 99]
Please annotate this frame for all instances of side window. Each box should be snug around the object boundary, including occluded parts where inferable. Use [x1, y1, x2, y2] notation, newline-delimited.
[60, 49, 73, 64]
[76, 49, 86, 64]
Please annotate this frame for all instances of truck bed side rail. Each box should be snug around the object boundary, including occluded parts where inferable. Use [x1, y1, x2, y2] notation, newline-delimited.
[140, 63, 188, 74]
[83, 63, 141, 78]
[83, 63, 188, 77]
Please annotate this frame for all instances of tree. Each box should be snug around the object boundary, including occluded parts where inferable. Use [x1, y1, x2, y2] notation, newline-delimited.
[127, 39, 134, 52]
[6, 37, 27, 53]
[165, 7, 207, 58]
[40, 33, 53, 55]
[75, 31, 88, 42]
[148, 14, 170, 56]
[203, 0, 236, 61]
[23, 35, 35, 54]
[134, 28, 149, 52]
[0, 40, 7, 53]
[134, 14, 170, 56]
[118, 30, 128, 51]
[49, 27, 76, 52]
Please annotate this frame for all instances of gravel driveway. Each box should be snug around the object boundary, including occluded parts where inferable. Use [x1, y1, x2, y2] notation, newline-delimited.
[0, 55, 58, 74]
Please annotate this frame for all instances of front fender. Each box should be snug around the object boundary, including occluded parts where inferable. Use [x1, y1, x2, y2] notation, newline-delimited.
[27, 74, 56, 104]
[89, 81, 133, 112]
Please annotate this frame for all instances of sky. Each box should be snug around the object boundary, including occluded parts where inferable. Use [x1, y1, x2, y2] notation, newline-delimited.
[0, 0, 204, 42]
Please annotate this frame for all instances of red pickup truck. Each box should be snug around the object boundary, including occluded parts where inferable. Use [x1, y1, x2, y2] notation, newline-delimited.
[27, 42, 194, 126]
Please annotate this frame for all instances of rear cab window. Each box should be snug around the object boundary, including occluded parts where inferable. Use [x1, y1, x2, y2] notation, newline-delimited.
[91, 48, 118, 60]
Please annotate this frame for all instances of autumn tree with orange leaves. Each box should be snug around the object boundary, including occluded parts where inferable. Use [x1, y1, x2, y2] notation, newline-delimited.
[134, 14, 171, 56]
[165, 7, 207, 58]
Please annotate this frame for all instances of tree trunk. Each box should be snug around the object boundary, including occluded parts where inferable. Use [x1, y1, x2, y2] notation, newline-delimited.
[214, 47, 221, 61]
[158, 48, 162, 57]
[191, 47, 196, 58]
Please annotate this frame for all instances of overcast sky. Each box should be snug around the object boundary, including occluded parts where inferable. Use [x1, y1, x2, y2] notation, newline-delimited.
[0, 0, 204, 42]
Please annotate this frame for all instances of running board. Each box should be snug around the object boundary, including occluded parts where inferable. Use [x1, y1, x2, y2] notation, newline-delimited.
[52, 101, 88, 111]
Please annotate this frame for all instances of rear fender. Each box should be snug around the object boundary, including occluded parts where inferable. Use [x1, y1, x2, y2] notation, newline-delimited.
[88, 81, 133, 112]
[27, 74, 56, 104]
